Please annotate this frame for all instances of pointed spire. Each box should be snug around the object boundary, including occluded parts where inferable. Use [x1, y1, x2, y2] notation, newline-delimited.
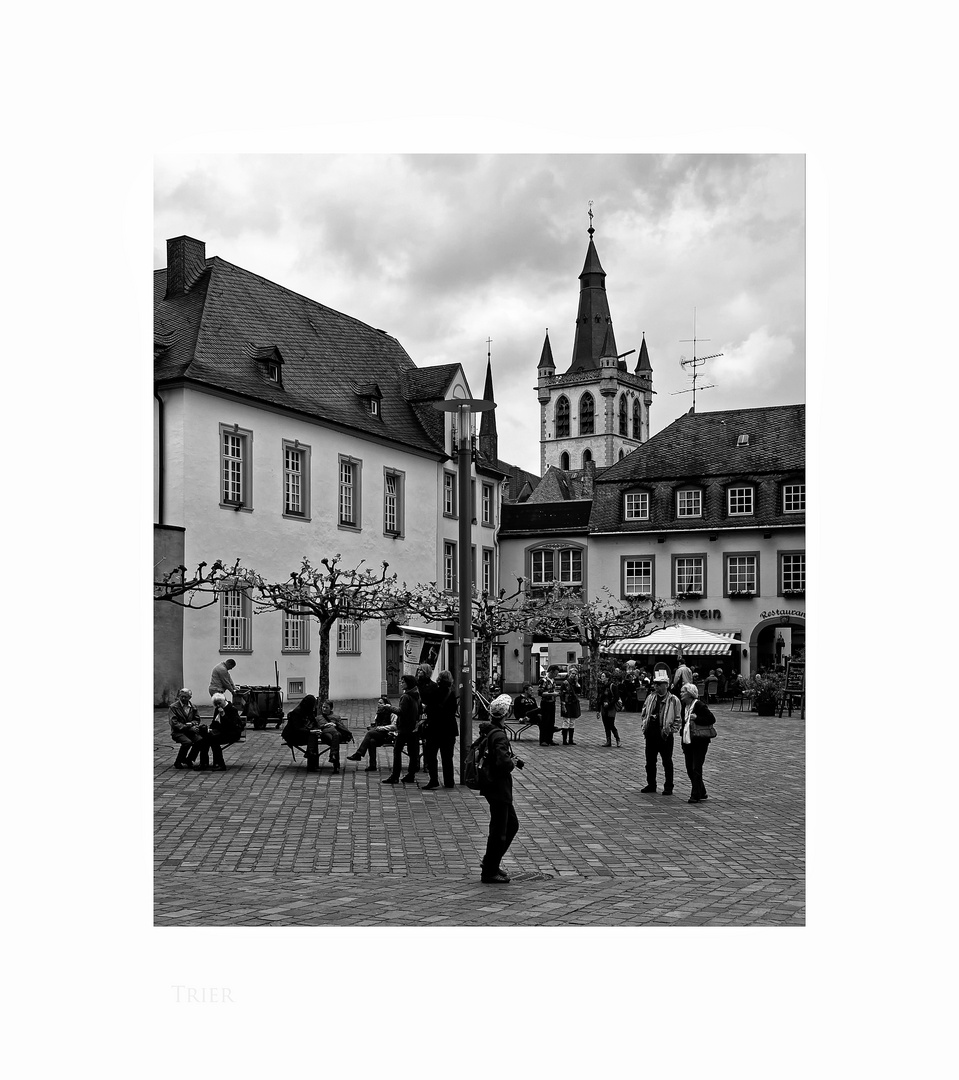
[479, 348, 498, 462]
[636, 332, 652, 373]
[538, 330, 555, 370]
[600, 322, 616, 361]
[569, 217, 616, 372]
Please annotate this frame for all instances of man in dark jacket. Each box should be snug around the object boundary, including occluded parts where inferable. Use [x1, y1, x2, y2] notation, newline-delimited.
[382, 674, 421, 785]
[479, 694, 525, 883]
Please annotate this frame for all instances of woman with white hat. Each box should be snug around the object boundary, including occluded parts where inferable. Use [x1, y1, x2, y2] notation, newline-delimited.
[479, 694, 525, 884]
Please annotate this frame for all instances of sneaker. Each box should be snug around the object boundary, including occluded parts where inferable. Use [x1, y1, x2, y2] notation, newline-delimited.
[640, 785, 656, 794]
[480, 871, 510, 884]
[346, 753, 363, 761]
[687, 797, 701, 804]
[699, 794, 708, 800]
[662, 787, 673, 796]
[400, 775, 417, 783]
[382, 777, 399, 784]
[364, 765, 378, 772]
[423, 782, 439, 790]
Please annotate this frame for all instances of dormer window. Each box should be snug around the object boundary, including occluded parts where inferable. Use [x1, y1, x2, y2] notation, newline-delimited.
[737, 434, 750, 446]
[268, 363, 281, 383]
[624, 491, 649, 521]
[350, 380, 383, 419]
[728, 486, 754, 516]
[370, 398, 379, 416]
[677, 488, 702, 518]
[252, 344, 284, 386]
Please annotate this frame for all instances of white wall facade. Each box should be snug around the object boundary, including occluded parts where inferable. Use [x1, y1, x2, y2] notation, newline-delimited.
[158, 384, 448, 705]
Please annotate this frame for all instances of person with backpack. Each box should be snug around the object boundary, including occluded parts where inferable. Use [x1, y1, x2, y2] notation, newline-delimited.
[478, 694, 525, 884]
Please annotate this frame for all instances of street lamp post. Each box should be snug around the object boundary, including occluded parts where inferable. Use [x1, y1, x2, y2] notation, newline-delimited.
[433, 395, 496, 778]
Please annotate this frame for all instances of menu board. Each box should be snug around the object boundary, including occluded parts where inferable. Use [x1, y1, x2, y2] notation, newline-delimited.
[784, 661, 805, 695]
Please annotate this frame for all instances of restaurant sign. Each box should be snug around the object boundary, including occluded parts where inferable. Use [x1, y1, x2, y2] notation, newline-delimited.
[663, 608, 722, 621]
[759, 609, 805, 620]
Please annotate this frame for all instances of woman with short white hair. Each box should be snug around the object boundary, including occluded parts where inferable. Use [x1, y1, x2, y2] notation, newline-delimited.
[678, 682, 718, 803]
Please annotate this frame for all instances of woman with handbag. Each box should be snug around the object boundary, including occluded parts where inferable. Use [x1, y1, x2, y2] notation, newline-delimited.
[596, 669, 623, 747]
[678, 683, 717, 803]
[560, 666, 581, 745]
[537, 666, 559, 746]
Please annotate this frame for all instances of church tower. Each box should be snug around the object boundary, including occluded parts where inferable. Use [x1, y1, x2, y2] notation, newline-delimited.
[537, 215, 654, 474]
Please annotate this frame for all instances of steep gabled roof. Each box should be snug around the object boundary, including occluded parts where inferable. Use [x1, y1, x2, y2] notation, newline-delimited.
[154, 256, 456, 456]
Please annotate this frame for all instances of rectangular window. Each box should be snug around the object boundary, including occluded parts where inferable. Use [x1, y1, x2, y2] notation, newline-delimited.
[443, 542, 457, 592]
[726, 555, 757, 594]
[675, 557, 705, 595]
[282, 441, 311, 519]
[531, 549, 553, 585]
[282, 612, 309, 653]
[443, 472, 457, 517]
[783, 484, 805, 513]
[338, 456, 361, 529]
[287, 679, 305, 698]
[624, 558, 653, 596]
[677, 489, 702, 518]
[220, 589, 251, 651]
[482, 548, 493, 594]
[482, 483, 493, 526]
[558, 549, 582, 584]
[624, 492, 649, 520]
[220, 425, 253, 509]
[336, 619, 361, 654]
[728, 486, 754, 516]
[782, 553, 806, 592]
[384, 468, 405, 536]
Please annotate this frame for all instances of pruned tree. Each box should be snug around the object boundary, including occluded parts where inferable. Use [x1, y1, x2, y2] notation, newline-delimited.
[534, 585, 674, 707]
[401, 579, 552, 692]
[239, 555, 405, 702]
[154, 559, 239, 608]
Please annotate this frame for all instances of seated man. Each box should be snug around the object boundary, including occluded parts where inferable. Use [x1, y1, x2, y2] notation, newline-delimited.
[169, 688, 204, 769]
[512, 683, 541, 730]
[347, 697, 399, 771]
[281, 694, 319, 755]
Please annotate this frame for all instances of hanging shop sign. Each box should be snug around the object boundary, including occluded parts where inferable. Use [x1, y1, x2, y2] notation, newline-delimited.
[399, 626, 450, 676]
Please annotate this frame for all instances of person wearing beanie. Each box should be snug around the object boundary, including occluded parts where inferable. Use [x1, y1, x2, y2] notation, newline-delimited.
[479, 694, 524, 884]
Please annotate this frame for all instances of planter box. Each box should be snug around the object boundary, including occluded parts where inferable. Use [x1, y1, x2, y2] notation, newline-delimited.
[728, 592, 755, 599]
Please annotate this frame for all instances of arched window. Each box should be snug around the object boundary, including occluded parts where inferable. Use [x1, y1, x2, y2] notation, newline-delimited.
[579, 392, 595, 435]
[560, 452, 570, 470]
[618, 395, 628, 436]
[632, 399, 641, 440]
[618, 448, 625, 460]
[555, 396, 570, 438]
[582, 449, 592, 466]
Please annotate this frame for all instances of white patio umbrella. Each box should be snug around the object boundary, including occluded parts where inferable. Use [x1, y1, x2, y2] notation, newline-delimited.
[603, 624, 738, 657]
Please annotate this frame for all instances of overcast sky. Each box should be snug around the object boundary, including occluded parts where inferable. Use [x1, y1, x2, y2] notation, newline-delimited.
[154, 154, 804, 474]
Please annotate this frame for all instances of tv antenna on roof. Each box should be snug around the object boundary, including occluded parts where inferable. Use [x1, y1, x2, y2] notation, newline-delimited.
[672, 308, 721, 410]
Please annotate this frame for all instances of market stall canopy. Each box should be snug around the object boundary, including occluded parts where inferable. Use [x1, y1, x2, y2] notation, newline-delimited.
[603, 625, 739, 656]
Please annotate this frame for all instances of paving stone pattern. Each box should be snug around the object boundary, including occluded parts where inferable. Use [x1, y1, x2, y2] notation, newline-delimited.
[154, 699, 804, 926]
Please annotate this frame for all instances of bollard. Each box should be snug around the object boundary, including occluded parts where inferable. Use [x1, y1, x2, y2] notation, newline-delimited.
[306, 730, 320, 772]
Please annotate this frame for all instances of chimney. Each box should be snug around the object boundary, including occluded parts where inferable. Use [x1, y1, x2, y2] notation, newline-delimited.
[165, 236, 206, 298]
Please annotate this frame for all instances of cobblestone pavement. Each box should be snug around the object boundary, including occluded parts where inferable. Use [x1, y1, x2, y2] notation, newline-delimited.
[154, 698, 804, 926]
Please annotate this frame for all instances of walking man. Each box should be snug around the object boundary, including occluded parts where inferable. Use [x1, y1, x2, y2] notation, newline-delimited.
[479, 694, 525, 883]
[672, 656, 693, 699]
[641, 670, 681, 794]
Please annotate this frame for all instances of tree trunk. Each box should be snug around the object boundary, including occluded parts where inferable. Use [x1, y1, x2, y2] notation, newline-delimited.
[587, 641, 602, 710]
[317, 618, 334, 702]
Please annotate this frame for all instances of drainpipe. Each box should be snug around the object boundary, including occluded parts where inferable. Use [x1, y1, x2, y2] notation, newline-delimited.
[154, 385, 164, 525]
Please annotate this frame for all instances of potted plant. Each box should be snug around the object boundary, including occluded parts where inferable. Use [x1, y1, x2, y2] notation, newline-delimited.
[748, 673, 783, 716]
[728, 590, 755, 599]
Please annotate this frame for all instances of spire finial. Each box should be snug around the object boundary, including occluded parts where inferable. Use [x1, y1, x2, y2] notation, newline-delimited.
[587, 200, 594, 237]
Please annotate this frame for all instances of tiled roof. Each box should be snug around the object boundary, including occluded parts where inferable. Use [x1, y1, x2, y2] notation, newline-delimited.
[500, 499, 592, 536]
[589, 404, 805, 534]
[154, 258, 457, 456]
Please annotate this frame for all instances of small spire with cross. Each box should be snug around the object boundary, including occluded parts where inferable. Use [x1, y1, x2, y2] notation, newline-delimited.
[588, 200, 594, 237]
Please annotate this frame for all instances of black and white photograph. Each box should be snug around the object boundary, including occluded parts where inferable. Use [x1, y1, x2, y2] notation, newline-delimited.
[152, 153, 806, 925]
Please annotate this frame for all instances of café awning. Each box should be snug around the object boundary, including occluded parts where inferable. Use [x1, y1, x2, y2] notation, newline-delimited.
[603, 625, 739, 657]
